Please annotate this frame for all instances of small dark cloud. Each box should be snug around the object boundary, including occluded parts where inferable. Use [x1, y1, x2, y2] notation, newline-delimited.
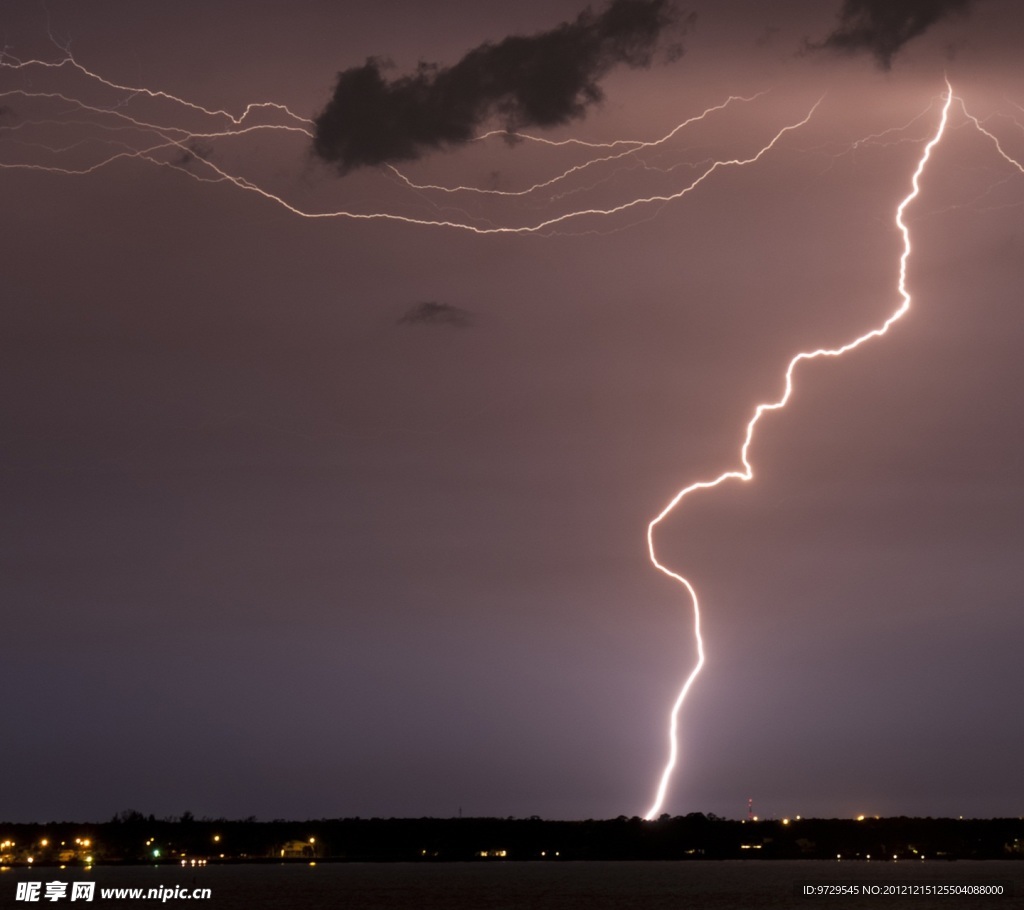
[313, 0, 691, 174]
[808, 0, 974, 69]
[398, 302, 474, 328]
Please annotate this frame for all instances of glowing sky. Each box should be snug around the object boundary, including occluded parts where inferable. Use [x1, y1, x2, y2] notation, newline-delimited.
[2, 0, 1022, 823]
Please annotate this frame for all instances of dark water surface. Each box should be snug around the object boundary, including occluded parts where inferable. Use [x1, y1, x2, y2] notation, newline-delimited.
[3, 860, 1019, 909]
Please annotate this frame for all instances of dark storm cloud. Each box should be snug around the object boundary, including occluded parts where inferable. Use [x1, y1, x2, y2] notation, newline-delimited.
[398, 302, 474, 327]
[313, 0, 691, 174]
[810, 0, 975, 68]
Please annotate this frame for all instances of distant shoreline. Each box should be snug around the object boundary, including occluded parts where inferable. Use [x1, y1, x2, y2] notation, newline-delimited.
[2, 815, 1023, 866]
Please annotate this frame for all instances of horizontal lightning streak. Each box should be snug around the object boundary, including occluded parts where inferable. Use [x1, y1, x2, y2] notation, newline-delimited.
[0, 52, 312, 126]
[0, 50, 815, 234]
[472, 128, 647, 150]
[0, 92, 312, 179]
[641, 82, 953, 821]
[217, 103, 820, 233]
[387, 93, 767, 197]
[150, 102, 819, 234]
[0, 87, 313, 139]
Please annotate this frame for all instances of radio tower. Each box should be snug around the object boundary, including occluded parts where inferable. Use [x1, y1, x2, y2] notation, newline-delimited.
[747, 798, 754, 822]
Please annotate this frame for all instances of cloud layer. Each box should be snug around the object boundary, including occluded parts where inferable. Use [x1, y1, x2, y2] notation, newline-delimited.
[812, 0, 974, 68]
[313, 0, 688, 174]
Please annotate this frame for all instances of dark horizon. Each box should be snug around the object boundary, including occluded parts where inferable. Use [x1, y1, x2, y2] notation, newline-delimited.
[3, 813, 1023, 866]
[3, 809, 1023, 826]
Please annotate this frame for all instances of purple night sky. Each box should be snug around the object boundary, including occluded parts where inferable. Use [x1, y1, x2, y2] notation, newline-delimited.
[2, 0, 1022, 823]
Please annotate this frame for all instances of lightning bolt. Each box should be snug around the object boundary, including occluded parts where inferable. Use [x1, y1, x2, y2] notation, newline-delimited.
[641, 81, 954, 820]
